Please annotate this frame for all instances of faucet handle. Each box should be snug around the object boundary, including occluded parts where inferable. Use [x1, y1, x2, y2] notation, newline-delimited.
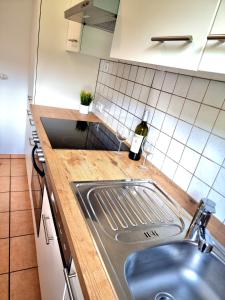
[200, 198, 216, 214]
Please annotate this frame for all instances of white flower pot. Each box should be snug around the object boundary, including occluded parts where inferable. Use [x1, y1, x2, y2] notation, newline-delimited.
[79, 104, 89, 114]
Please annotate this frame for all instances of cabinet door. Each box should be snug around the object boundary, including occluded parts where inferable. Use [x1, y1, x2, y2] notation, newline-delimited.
[37, 186, 66, 300]
[66, 21, 82, 53]
[199, 0, 225, 74]
[111, 0, 220, 71]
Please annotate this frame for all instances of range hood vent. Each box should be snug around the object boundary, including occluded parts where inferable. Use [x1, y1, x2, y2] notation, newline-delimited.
[64, 0, 119, 33]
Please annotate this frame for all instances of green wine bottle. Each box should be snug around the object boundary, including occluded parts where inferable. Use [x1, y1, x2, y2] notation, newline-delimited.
[129, 110, 149, 161]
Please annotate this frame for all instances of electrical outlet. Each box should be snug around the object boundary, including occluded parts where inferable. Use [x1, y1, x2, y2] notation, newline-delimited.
[0, 73, 8, 80]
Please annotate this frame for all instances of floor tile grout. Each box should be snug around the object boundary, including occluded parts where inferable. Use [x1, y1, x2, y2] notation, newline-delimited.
[10, 266, 38, 275]
[0, 157, 40, 299]
[10, 233, 34, 239]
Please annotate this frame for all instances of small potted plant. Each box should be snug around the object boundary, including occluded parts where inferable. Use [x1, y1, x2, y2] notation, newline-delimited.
[79, 90, 93, 114]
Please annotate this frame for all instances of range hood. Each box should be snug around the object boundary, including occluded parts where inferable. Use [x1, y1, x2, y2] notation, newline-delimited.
[64, 0, 119, 33]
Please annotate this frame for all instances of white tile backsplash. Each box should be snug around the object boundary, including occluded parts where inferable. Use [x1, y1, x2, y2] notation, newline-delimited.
[173, 120, 192, 144]
[187, 78, 209, 102]
[173, 166, 192, 191]
[162, 72, 177, 93]
[152, 70, 165, 90]
[167, 139, 184, 163]
[203, 134, 225, 165]
[212, 110, 225, 139]
[95, 59, 225, 222]
[174, 75, 192, 97]
[187, 127, 209, 153]
[167, 95, 185, 118]
[157, 92, 171, 112]
[187, 177, 211, 202]
[213, 167, 225, 197]
[180, 100, 200, 124]
[194, 156, 220, 186]
[152, 110, 165, 130]
[203, 80, 225, 108]
[195, 105, 219, 132]
[136, 67, 146, 84]
[143, 68, 155, 86]
[147, 88, 160, 107]
[180, 147, 200, 173]
[161, 115, 178, 137]
[208, 189, 225, 222]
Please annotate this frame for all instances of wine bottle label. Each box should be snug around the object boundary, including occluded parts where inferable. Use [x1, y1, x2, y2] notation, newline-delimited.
[130, 134, 144, 154]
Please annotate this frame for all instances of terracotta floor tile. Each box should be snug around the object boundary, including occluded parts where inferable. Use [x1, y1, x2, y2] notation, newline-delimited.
[0, 273, 8, 300]
[0, 159, 10, 177]
[0, 155, 10, 159]
[10, 235, 37, 272]
[11, 159, 27, 176]
[10, 210, 34, 237]
[0, 193, 9, 212]
[10, 268, 41, 300]
[11, 191, 31, 211]
[11, 154, 25, 159]
[0, 177, 10, 193]
[0, 212, 9, 238]
[11, 176, 28, 192]
[0, 239, 9, 274]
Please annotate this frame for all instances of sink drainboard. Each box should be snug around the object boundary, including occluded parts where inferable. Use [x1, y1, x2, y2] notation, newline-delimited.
[86, 183, 184, 243]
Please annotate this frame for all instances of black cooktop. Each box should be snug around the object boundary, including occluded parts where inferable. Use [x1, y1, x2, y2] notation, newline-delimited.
[41, 117, 129, 151]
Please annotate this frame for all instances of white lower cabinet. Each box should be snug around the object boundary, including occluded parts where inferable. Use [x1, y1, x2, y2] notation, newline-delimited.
[37, 186, 66, 300]
[37, 186, 84, 300]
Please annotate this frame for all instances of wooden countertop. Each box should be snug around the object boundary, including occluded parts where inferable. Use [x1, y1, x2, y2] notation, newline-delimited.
[31, 104, 225, 300]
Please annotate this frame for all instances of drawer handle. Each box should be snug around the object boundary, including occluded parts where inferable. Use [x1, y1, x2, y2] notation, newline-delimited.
[29, 137, 35, 146]
[63, 268, 77, 300]
[42, 214, 54, 245]
[151, 35, 193, 42]
[29, 118, 35, 126]
[207, 34, 225, 41]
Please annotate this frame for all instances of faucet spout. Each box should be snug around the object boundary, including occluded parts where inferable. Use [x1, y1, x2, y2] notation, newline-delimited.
[186, 198, 216, 253]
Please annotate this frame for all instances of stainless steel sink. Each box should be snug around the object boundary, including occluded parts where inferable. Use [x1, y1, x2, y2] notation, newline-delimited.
[71, 179, 190, 299]
[125, 240, 225, 300]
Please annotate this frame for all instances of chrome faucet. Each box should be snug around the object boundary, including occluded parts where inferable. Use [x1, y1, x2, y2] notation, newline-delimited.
[186, 198, 216, 253]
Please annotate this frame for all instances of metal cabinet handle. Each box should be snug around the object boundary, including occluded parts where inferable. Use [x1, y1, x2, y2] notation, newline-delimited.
[151, 35, 193, 42]
[27, 109, 32, 116]
[42, 214, 54, 245]
[29, 118, 35, 126]
[29, 137, 35, 146]
[207, 34, 225, 41]
[68, 39, 78, 43]
[63, 268, 77, 300]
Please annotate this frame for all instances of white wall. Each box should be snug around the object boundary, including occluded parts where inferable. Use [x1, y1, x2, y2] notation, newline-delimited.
[0, 0, 33, 154]
[34, 0, 100, 109]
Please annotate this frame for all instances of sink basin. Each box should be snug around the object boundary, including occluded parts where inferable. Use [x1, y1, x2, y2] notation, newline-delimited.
[125, 240, 225, 300]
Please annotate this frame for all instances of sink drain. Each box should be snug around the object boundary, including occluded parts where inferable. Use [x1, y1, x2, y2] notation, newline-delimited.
[155, 292, 176, 300]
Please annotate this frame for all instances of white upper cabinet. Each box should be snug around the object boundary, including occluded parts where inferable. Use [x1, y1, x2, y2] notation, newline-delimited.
[66, 21, 83, 53]
[199, 0, 225, 74]
[111, 0, 220, 71]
